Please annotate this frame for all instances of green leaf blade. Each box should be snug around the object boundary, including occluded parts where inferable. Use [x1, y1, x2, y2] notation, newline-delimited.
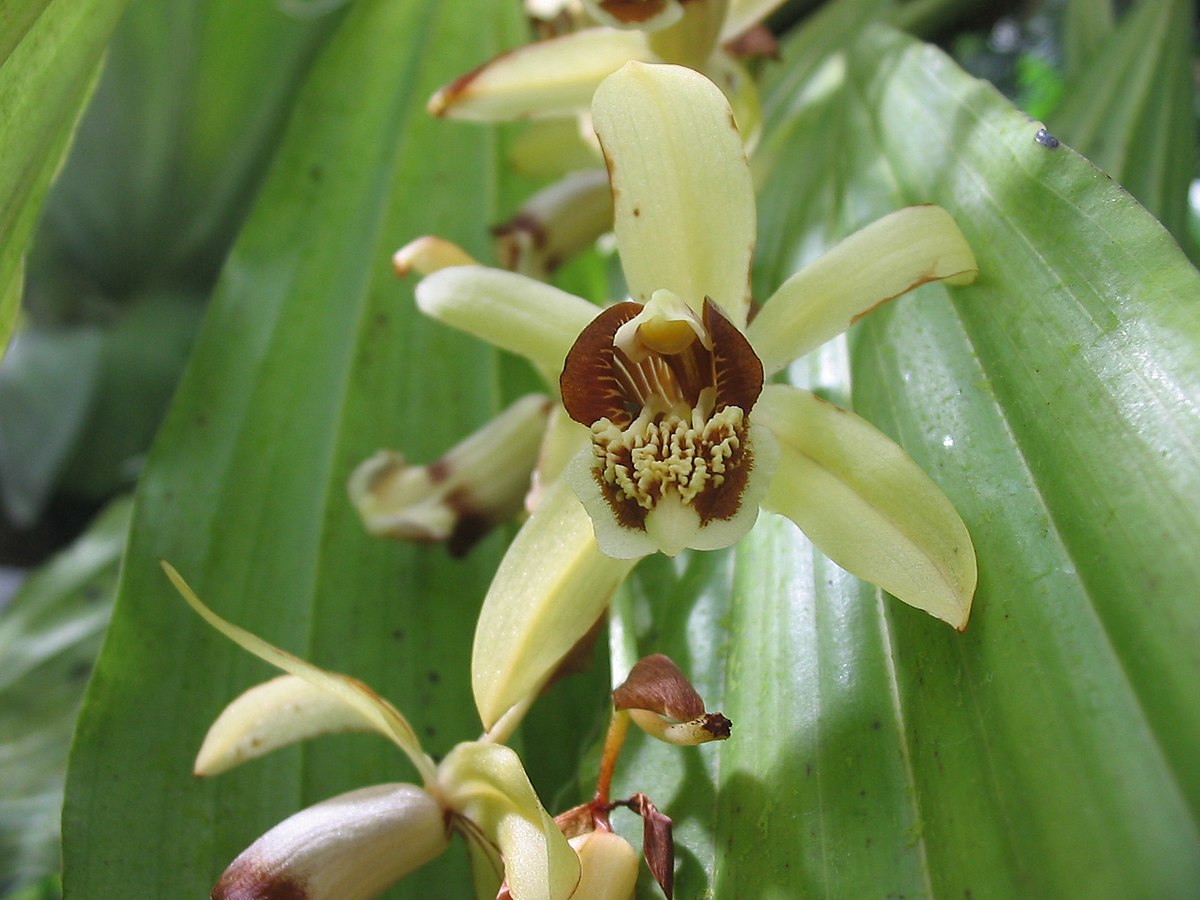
[62, 1, 532, 895]
[0, 0, 130, 353]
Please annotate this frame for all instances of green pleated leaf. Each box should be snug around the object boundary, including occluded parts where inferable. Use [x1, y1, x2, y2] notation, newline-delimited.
[4, 0, 343, 520]
[29, 0, 342, 301]
[58, 4, 1200, 900]
[610, 20, 1200, 899]
[0, 325, 103, 525]
[62, 1, 535, 895]
[848, 24, 1200, 896]
[0, 0, 129, 355]
[0, 498, 127, 894]
[1061, 0, 1115, 76]
[1050, 0, 1195, 242]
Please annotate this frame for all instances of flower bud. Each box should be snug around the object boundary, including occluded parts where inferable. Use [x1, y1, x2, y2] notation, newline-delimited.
[568, 830, 639, 900]
[213, 784, 448, 900]
[613, 654, 731, 745]
[348, 394, 552, 556]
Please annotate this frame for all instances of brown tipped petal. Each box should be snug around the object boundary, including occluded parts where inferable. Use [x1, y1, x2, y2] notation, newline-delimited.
[348, 394, 552, 555]
[213, 784, 448, 900]
[427, 28, 649, 121]
[392, 236, 478, 277]
[493, 169, 613, 279]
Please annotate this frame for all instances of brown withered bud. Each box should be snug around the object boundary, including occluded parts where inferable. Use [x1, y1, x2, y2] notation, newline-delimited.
[348, 394, 551, 557]
[613, 654, 732, 745]
[624, 792, 675, 899]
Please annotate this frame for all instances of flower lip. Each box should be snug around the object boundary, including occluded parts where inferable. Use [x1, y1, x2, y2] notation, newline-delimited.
[559, 296, 764, 543]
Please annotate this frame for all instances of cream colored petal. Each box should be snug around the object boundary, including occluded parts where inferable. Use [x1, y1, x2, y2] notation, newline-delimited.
[212, 783, 448, 900]
[592, 61, 756, 327]
[568, 831, 639, 900]
[162, 563, 437, 785]
[440, 742, 581, 900]
[747, 205, 978, 375]
[428, 28, 651, 121]
[527, 407, 591, 514]
[392, 236, 479, 277]
[196, 674, 382, 777]
[645, 0, 726, 68]
[700, 51, 762, 151]
[472, 477, 636, 730]
[416, 266, 599, 377]
[720, 0, 788, 41]
[755, 385, 976, 629]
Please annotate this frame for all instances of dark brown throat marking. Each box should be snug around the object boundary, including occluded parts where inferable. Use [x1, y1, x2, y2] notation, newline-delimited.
[560, 297, 765, 527]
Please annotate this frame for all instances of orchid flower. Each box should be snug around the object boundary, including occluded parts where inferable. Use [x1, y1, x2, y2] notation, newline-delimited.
[383, 61, 978, 731]
[432, 0, 780, 278]
[429, 0, 781, 126]
[162, 562, 602, 900]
